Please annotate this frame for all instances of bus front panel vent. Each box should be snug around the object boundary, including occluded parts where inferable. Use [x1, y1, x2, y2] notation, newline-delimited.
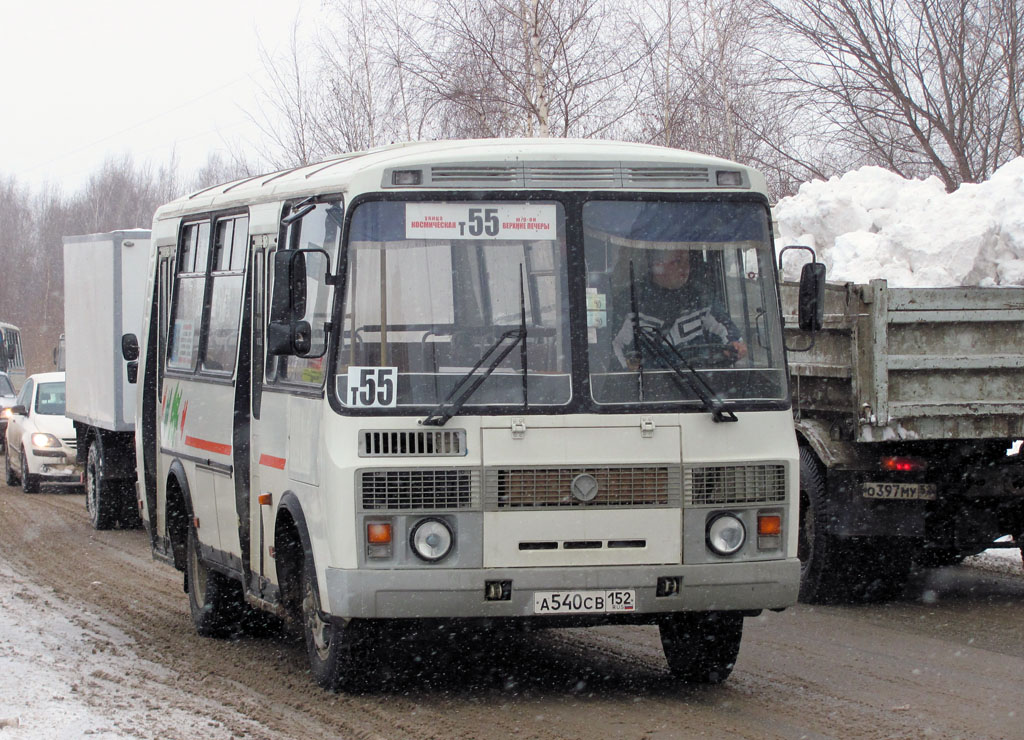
[360, 429, 467, 457]
[359, 468, 478, 511]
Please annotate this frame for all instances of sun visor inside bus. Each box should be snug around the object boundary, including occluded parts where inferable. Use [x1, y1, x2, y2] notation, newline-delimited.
[348, 201, 410, 242]
[584, 201, 766, 244]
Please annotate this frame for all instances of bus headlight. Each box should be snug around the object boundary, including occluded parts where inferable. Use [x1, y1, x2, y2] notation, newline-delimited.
[706, 513, 746, 556]
[409, 517, 454, 562]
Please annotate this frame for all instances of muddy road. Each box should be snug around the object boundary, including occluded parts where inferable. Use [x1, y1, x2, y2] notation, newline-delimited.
[1, 483, 1021, 740]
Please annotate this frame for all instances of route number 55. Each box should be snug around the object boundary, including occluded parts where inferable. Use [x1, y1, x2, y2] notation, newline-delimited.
[347, 367, 397, 408]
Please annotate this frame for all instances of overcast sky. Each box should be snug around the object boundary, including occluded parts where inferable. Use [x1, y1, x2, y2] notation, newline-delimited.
[0, 0, 316, 192]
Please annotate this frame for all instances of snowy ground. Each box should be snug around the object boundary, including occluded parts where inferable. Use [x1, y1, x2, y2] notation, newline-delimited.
[0, 557, 251, 739]
[0, 545, 1019, 739]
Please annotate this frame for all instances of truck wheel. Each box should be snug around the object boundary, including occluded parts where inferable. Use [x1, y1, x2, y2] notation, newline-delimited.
[186, 526, 244, 638]
[5, 445, 17, 486]
[20, 448, 40, 493]
[301, 558, 366, 691]
[797, 446, 850, 603]
[85, 441, 118, 529]
[659, 611, 743, 684]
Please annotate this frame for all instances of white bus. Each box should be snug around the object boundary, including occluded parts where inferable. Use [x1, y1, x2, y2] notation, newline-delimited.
[0, 322, 25, 391]
[132, 139, 823, 690]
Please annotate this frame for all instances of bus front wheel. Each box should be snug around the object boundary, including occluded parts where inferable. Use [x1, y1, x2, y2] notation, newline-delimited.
[659, 611, 743, 684]
[301, 561, 367, 691]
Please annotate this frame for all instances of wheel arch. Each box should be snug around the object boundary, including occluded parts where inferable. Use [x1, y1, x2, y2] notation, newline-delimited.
[274, 492, 315, 619]
[165, 459, 194, 572]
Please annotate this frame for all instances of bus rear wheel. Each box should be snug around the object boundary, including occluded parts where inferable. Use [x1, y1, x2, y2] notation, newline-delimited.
[186, 527, 244, 637]
[301, 560, 367, 691]
[659, 611, 743, 684]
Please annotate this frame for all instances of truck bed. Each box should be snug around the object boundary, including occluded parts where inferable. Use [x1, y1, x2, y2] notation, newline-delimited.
[781, 279, 1024, 442]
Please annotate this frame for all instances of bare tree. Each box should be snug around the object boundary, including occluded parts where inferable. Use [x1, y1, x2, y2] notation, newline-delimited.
[252, 19, 322, 168]
[760, 0, 1024, 190]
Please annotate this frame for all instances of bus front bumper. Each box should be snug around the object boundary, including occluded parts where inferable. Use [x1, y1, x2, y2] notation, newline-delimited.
[323, 558, 799, 620]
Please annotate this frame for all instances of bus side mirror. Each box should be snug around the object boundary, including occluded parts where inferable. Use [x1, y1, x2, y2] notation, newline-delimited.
[122, 333, 140, 384]
[268, 250, 312, 356]
[797, 262, 826, 332]
[121, 333, 139, 361]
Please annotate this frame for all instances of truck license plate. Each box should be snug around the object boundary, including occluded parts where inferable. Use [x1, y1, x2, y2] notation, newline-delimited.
[861, 482, 937, 500]
[533, 590, 635, 615]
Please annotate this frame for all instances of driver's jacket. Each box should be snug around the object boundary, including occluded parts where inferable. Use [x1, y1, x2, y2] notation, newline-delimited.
[610, 280, 741, 370]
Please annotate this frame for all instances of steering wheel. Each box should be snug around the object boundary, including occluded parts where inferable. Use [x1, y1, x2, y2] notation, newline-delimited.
[674, 341, 740, 369]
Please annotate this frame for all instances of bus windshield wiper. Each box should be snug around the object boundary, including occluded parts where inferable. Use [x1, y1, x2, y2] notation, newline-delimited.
[633, 326, 738, 423]
[420, 328, 526, 426]
[421, 267, 529, 427]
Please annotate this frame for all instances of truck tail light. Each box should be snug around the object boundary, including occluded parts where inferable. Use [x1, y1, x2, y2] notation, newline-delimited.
[881, 456, 926, 472]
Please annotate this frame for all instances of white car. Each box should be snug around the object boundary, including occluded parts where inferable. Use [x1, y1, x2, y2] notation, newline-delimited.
[3, 371, 81, 492]
[0, 371, 15, 452]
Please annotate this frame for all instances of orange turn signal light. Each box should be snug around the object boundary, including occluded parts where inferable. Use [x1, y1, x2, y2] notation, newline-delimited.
[758, 514, 782, 536]
[367, 522, 393, 544]
[258, 493, 272, 506]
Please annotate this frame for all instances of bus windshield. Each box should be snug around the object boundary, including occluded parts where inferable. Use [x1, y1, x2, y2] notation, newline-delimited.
[583, 199, 786, 405]
[336, 199, 572, 409]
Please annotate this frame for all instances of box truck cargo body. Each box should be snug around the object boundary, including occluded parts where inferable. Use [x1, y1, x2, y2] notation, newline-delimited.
[63, 229, 150, 528]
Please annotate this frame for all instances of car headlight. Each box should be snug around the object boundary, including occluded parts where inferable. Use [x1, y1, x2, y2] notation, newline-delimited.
[409, 517, 454, 562]
[707, 513, 746, 556]
[1, 408, 12, 420]
[31, 432, 62, 449]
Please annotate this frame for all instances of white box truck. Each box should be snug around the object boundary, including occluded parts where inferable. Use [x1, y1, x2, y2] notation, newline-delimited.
[63, 230, 150, 529]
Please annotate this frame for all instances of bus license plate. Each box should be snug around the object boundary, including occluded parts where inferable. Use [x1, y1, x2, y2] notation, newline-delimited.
[861, 482, 937, 500]
[533, 590, 635, 615]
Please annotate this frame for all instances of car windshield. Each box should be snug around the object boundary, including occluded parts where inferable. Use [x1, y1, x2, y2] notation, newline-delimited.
[34, 381, 66, 415]
[0, 375, 13, 396]
[335, 200, 571, 409]
[582, 200, 786, 405]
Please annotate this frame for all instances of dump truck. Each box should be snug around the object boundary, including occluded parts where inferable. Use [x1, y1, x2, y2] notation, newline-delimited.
[63, 229, 151, 529]
[782, 278, 1024, 601]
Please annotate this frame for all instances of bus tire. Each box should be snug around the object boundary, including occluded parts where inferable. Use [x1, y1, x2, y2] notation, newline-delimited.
[797, 446, 848, 603]
[20, 448, 40, 493]
[85, 441, 117, 529]
[301, 560, 364, 691]
[186, 526, 243, 638]
[659, 611, 743, 684]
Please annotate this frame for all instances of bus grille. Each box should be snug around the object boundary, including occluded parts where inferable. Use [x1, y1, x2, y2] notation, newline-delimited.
[685, 464, 786, 505]
[485, 466, 680, 510]
[359, 469, 477, 510]
[360, 429, 466, 457]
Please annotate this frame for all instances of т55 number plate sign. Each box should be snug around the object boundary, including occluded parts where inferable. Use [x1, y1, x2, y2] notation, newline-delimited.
[406, 203, 557, 240]
[346, 367, 397, 408]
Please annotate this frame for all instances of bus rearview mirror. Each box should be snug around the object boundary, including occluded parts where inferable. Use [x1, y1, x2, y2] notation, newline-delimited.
[798, 262, 826, 332]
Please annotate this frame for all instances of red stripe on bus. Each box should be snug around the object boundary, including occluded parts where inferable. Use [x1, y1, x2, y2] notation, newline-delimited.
[259, 454, 286, 470]
[185, 436, 232, 456]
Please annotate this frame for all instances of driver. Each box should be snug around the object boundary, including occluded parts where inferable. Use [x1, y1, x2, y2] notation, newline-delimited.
[610, 247, 747, 369]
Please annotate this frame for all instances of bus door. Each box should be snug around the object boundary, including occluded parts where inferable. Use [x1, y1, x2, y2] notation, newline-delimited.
[142, 246, 175, 552]
[249, 202, 342, 597]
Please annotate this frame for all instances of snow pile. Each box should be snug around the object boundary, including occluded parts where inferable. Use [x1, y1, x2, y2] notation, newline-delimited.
[775, 158, 1024, 286]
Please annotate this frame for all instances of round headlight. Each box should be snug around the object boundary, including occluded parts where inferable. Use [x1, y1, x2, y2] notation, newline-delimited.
[409, 517, 454, 562]
[707, 513, 746, 556]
